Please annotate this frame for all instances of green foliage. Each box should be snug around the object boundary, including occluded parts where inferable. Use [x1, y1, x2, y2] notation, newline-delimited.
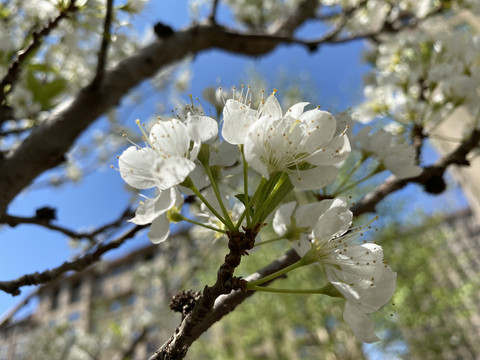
[374, 212, 480, 359]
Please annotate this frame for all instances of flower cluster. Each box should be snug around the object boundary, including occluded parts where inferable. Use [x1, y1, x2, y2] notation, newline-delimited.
[117, 87, 400, 343]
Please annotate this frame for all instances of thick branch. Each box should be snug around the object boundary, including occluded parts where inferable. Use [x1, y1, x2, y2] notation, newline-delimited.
[352, 128, 480, 216]
[0, 224, 145, 296]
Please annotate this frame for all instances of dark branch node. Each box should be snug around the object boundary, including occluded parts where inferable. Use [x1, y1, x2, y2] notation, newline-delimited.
[423, 174, 447, 195]
[170, 290, 202, 318]
[154, 22, 175, 38]
[35, 206, 57, 222]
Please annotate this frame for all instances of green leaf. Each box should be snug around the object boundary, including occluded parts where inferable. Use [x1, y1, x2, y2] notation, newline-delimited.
[26, 70, 67, 110]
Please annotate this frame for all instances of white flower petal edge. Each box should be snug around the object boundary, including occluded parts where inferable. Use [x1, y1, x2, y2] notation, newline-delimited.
[148, 215, 171, 244]
[343, 301, 380, 343]
[129, 187, 178, 225]
[273, 201, 297, 236]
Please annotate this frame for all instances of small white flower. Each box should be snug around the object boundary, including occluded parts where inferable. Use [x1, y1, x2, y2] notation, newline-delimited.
[118, 117, 218, 190]
[244, 102, 350, 190]
[276, 198, 396, 343]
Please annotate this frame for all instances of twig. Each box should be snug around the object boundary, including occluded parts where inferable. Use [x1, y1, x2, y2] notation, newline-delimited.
[3, 207, 134, 241]
[91, 0, 114, 89]
[0, 224, 146, 296]
[208, 0, 220, 24]
[0, 0, 79, 109]
[112, 326, 149, 360]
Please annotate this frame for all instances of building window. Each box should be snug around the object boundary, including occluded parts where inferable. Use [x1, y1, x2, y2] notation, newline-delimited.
[50, 289, 60, 310]
[69, 281, 82, 303]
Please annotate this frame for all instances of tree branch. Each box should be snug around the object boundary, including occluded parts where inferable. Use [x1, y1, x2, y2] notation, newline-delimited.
[91, 0, 114, 89]
[352, 128, 480, 216]
[0, 224, 145, 296]
[2, 206, 134, 242]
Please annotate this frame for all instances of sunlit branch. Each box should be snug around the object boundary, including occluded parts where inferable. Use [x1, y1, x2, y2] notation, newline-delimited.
[0, 224, 146, 296]
[91, 0, 114, 88]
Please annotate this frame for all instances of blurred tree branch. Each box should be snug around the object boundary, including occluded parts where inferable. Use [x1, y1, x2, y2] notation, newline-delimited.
[0, 224, 145, 296]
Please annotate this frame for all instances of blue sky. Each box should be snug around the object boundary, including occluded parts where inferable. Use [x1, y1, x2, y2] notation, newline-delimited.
[0, 0, 469, 334]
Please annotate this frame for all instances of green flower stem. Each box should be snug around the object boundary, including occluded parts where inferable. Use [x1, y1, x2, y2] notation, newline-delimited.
[241, 145, 251, 227]
[333, 163, 383, 196]
[204, 164, 235, 229]
[251, 172, 288, 225]
[247, 258, 307, 287]
[247, 285, 339, 297]
[333, 155, 366, 195]
[236, 177, 267, 230]
[178, 214, 226, 234]
[254, 236, 285, 247]
[188, 182, 231, 229]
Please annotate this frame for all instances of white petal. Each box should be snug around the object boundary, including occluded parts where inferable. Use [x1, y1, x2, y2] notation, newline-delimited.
[295, 201, 334, 229]
[300, 110, 337, 154]
[285, 102, 309, 119]
[291, 238, 312, 257]
[313, 200, 352, 242]
[259, 94, 283, 119]
[148, 215, 170, 244]
[308, 135, 351, 166]
[222, 99, 258, 145]
[288, 166, 338, 190]
[244, 120, 271, 178]
[152, 157, 195, 190]
[210, 141, 240, 167]
[187, 114, 218, 144]
[149, 119, 190, 158]
[118, 146, 157, 189]
[343, 301, 380, 343]
[273, 201, 297, 236]
[129, 188, 176, 225]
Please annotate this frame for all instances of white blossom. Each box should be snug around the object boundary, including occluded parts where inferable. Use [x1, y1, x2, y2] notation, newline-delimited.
[353, 126, 422, 179]
[275, 198, 396, 343]
[244, 101, 350, 189]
